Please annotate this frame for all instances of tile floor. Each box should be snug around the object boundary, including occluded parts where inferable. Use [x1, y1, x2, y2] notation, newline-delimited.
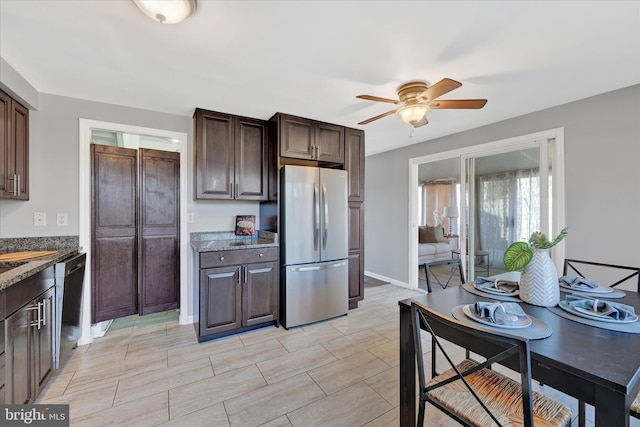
[38, 279, 638, 426]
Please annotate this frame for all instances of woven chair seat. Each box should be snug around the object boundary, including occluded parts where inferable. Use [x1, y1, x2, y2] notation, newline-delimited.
[632, 391, 640, 415]
[426, 359, 573, 427]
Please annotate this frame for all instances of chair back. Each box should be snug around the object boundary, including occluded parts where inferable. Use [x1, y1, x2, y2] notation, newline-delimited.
[422, 258, 465, 292]
[563, 259, 640, 292]
[411, 300, 535, 427]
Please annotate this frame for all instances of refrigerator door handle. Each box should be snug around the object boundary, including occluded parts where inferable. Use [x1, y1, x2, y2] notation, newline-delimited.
[289, 261, 346, 272]
[314, 183, 320, 251]
[322, 183, 328, 250]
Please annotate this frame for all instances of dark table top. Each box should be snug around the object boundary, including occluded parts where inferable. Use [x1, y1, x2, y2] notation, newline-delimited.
[400, 287, 640, 395]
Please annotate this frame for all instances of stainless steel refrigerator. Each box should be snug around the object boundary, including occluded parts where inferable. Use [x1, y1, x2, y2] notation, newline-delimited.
[281, 165, 348, 328]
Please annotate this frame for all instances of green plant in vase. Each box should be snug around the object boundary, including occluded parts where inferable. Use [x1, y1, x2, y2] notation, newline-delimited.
[503, 228, 568, 307]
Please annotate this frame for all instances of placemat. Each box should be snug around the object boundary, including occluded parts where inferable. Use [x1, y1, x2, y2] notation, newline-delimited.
[547, 306, 640, 334]
[451, 304, 552, 340]
[560, 288, 626, 299]
[462, 283, 521, 302]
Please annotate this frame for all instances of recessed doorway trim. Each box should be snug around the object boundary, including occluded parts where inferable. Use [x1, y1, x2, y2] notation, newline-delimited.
[78, 119, 189, 346]
[408, 128, 565, 290]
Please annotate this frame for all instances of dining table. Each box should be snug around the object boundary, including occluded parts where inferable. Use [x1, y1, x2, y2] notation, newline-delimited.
[398, 286, 640, 427]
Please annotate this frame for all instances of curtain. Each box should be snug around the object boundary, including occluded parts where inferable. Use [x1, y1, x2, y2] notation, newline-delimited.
[421, 182, 457, 231]
[476, 169, 540, 269]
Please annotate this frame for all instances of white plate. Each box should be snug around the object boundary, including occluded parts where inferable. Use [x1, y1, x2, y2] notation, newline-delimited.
[558, 302, 638, 324]
[559, 282, 613, 294]
[462, 304, 532, 329]
[473, 283, 519, 297]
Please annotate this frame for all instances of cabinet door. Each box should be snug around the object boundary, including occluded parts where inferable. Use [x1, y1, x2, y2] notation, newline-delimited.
[348, 202, 364, 307]
[195, 109, 234, 199]
[279, 114, 314, 160]
[242, 261, 278, 326]
[235, 117, 268, 200]
[345, 128, 364, 201]
[315, 123, 344, 164]
[200, 266, 242, 336]
[0, 90, 29, 200]
[33, 287, 54, 397]
[11, 99, 29, 200]
[5, 305, 31, 404]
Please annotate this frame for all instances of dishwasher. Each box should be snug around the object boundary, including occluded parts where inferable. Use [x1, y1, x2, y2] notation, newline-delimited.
[54, 252, 86, 369]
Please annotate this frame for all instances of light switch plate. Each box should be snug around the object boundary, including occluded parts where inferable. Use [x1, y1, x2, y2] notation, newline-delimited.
[34, 212, 46, 226]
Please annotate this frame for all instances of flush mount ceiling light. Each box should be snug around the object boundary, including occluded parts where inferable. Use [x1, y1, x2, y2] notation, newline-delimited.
[396, 104, 430, 126]
[133, 0, 197, 24]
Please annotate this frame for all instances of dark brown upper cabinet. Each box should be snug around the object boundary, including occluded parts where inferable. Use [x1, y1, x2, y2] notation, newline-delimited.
[0, 89, 29, 200]
[345, 128, 365, 202]
[194, 108, 268, 200]
[277, 113, 344, 164]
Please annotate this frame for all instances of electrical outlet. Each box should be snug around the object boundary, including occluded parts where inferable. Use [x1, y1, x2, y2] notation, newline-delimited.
[34, 212, 46, 226]
[57, 213, 68, 226]
[187, 213, 194, 223]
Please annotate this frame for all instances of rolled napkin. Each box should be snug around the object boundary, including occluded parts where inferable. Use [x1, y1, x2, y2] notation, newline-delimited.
[473, 302, 526, 325]
[559, 275, 600, 290]
[564, 295, 636, 321]
[475, 277, 519, 294]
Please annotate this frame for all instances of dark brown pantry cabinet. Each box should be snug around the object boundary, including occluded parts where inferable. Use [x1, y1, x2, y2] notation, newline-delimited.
[0, 89, 29, 200]
[194, 109, 268, 200]
[345, 128, 365, 309]
[198, 247, 278, 341]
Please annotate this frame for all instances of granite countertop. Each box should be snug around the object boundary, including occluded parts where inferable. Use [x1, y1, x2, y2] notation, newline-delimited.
[191, 231, 278, 253]
[0, 236, 81, 291]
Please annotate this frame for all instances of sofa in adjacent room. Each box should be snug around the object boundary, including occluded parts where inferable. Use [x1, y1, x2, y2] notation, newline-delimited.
[418, 225, 454, 264]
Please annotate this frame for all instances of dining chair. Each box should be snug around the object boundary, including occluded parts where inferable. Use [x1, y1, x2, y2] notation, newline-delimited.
[563, 259, 640, 292]
[562, 259, 640, 425]
[411, 300, 573, 427]
[421, 258, 465, 293]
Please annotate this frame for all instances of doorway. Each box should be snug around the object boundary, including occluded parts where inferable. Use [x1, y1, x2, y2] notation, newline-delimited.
[78, 120, 188, 346]
[408, 128, 565, 290]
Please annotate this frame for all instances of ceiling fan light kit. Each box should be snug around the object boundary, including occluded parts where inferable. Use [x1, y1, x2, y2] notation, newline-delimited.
[133, 0, 197, 24]
[357, 78, 487, 128]
[397, 104, 430, 125]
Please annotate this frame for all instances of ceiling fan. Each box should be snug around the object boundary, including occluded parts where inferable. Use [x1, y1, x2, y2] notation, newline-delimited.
[356, 78, 487, 128]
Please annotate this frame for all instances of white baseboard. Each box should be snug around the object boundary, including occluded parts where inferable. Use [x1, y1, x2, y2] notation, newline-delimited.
[364, 270, 412, 289]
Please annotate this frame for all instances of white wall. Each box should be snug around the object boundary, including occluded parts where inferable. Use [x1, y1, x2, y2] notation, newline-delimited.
[365, 85, 640, 285]
[0, 66, 263, 324]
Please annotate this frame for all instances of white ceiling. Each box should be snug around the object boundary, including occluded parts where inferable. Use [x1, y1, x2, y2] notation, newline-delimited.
[1, 1, 638, 156]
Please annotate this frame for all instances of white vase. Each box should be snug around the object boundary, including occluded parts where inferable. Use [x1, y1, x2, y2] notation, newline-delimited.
[519, 249, 559, 307]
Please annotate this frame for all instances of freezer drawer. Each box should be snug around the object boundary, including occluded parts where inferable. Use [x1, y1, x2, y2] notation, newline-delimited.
[284, 260, 348, 328]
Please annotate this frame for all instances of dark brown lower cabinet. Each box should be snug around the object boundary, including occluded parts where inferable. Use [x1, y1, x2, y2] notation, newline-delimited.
[5, 282, 54, 404]
[198, 247, 278, 341]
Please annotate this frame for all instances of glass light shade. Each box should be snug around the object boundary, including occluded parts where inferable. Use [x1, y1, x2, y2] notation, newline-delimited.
[133, 0, 197, 24]
[443, 206, 459, 218]
[396, 104, 430, 125]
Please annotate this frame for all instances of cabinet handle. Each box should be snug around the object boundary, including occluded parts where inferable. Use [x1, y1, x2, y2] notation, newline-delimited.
[237, 267, 241, 285]
[13, 174, 18, 196]
[17, 174, 20, 196]
[259, 253, 264, 257]
[41, 300, 46, 327]
[236, 183, 239, 198]
[27, 304, 39, 327]
[219, 256, 225, 261]
[244, 266, 248, 284]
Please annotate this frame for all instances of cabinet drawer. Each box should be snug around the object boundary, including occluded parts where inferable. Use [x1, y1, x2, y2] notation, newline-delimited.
[200, 247, 277, 268]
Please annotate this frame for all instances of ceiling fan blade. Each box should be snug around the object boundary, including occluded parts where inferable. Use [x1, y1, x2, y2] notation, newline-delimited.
[428, 99, 488, 109]
[358, 109, 397, 125]
[413, 116, 428, 128]
[356, 95, 401, 105]
[420, 78, 462, 101]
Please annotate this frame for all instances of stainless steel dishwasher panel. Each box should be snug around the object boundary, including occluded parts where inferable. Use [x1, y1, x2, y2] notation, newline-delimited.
[54, 253, 86, 369]
[284, 260, 348, 328]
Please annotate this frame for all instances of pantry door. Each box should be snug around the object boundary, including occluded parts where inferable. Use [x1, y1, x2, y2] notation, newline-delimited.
[91, 144, 138, 323]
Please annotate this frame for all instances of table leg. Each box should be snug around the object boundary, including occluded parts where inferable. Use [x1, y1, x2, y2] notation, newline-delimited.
[594, 386, 629, 427]
[399, 303, 416, 427]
